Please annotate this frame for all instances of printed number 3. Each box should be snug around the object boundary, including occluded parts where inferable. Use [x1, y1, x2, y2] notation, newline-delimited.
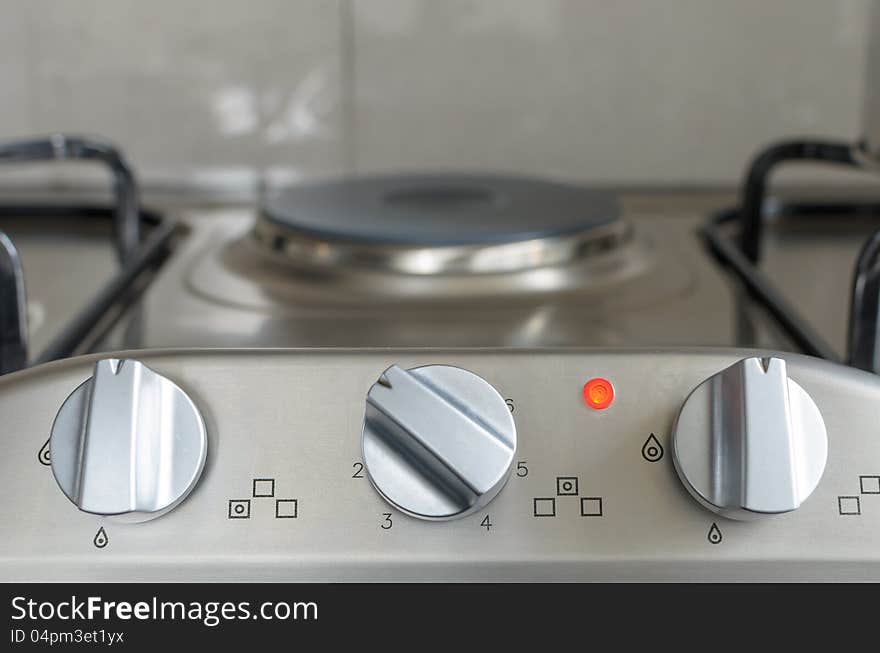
[381, 513, 393, 530]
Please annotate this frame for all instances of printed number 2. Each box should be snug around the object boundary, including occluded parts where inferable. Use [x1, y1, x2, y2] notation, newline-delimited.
[481, 515, 492, 531]
[352, 462, 364, 478]
[381, 513, 393, 530]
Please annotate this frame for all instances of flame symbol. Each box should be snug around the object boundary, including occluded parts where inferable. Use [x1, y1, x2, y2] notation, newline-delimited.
[93, 527, 108, 549]
[38, 439, 51, 466]
[641, 433, 664, 462]
[707, 522, 722, 544]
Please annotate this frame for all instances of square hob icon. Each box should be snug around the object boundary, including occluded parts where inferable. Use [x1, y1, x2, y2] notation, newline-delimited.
[838, 496, 861, 515]
[533, 498, 556, 517]
[860, 475, 880, 494]
[580, 497, 603, 517]
[556, 477, 579, 496]
[228, 499, 251, 519]
[252, 478, 276, 498]
[275, 499, 298, 519]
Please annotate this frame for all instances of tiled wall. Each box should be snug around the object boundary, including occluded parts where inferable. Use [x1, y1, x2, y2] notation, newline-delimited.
[0, 0, 871, 191]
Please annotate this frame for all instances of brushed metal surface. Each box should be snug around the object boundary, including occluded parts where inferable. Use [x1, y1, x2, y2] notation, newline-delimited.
[50, 358, 207, 522]
[362, 364, 516, 520]
[672, 357, 827, 520]
[95, 209, 747, 350]
[1, 348, 879, 581]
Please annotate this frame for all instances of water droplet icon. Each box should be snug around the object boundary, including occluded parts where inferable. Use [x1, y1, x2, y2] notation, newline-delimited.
[38, 438, 51, 466]
[93, 527, 108, 549]
[641, 433, 664, 462]
[707, 522, 722, 544]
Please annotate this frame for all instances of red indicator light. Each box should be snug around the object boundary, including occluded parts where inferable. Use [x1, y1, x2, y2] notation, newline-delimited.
[583, 378, 614, 410]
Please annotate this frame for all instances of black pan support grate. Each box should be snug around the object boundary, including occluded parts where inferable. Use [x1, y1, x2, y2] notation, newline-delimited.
[703, 138, 880, 373]
[0, 135, 176, 374]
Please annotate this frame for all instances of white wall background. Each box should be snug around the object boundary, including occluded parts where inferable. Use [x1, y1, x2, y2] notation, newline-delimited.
[0, 0, 871, 190]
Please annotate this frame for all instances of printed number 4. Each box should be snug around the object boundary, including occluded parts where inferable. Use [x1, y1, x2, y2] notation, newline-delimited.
[481, 515, 492, 531]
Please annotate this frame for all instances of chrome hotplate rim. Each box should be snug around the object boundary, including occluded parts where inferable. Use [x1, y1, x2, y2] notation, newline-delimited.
[251, 216, 634, 276]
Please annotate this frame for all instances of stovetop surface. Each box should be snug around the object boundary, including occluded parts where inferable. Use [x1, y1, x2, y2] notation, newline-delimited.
[0, 188, 874, 361]
[99, 190, 872, 358]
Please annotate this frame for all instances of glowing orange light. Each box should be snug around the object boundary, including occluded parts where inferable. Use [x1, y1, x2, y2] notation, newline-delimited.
[583, 377, 614, 410]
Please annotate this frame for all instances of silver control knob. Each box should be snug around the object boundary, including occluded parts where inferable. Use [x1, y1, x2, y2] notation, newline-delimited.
[672, 357, 827, 521]
[362, 364, 516, 521]
[50, 358, 207, 522]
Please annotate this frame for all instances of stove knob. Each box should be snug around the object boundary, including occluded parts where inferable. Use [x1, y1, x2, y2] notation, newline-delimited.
[672, 357, 827, 521]
[50, 358, 207, 522]
[362, 364, 516, 520]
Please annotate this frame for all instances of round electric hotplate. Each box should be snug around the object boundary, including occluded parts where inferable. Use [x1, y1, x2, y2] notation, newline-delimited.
[253, 174, 631, 275]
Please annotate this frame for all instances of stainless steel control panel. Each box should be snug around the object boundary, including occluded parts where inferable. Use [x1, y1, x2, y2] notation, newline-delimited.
[1, 348, 879, 581]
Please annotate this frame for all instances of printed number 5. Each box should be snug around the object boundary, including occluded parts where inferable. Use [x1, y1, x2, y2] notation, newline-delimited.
[381, 513, 393, 530]
[516, 461, 528, 477]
